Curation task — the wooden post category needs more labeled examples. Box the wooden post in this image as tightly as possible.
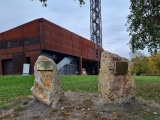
[79,57,82,75]
[0,60,3,75]
[97,61,100,75]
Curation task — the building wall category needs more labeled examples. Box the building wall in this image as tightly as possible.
[0,18,102,75]
[41,19,101,60]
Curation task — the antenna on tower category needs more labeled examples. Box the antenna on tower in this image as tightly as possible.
[90,0,102,47]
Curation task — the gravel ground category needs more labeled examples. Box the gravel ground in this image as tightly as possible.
[1,92,160,120]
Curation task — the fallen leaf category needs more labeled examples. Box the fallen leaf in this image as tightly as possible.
[153,112,157,115]
[143,112,148,115]
[147,109,150,112]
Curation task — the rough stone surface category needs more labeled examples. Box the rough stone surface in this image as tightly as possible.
[31,55,64,108]
[98,51,135,103]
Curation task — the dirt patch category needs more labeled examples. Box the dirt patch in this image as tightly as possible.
[1,92,160,120]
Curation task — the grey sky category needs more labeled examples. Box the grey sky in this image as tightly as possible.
[0,0,143,59]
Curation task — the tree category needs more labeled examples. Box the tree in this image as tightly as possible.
[130,51,160,76]
[38,0,85,6]
[130,51,149,75]
[127,0,160,54]
[148,52,160,75]
[147,56,159,75]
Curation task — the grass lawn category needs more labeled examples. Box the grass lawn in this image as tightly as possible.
[0,75,160,108]
[0,75,34,108]
[134,76,160,103]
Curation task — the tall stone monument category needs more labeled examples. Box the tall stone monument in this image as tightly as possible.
[98,51,135,103]
[31,56,64,108]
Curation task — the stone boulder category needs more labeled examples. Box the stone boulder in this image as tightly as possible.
[98,51,135,103]
[31,55,64,108]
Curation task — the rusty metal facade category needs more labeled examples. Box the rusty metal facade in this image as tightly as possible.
[0,18,103,75]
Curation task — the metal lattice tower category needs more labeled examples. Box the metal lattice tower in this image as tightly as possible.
[90,0,102,47]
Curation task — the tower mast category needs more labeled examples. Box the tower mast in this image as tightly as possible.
[90,0,102,47]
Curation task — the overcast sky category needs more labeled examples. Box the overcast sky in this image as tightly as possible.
[0,0,147,59]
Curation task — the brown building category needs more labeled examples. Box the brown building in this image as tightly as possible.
[0,18,102,75]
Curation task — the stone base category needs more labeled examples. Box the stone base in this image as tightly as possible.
[98,51,135,103]
[31,56,64,108]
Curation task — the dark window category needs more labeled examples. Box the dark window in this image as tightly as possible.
[0,36,40,50]
[7,41,11,48]
[12,39,23,48]
[24,36,40,46]
[0,41,7,49]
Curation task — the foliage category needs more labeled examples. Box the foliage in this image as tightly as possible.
[130,51,160,75]
[38,0,85,6]
[127,0,160,54]
[130,52,149,75]
[151,52,160,72]
[147,52,160,75]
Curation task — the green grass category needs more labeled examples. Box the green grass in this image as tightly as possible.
[61,75,98,92]
[0,75,34,108]
[143,112,160,120]
[134,76,160,103]
[0,75,160,109]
